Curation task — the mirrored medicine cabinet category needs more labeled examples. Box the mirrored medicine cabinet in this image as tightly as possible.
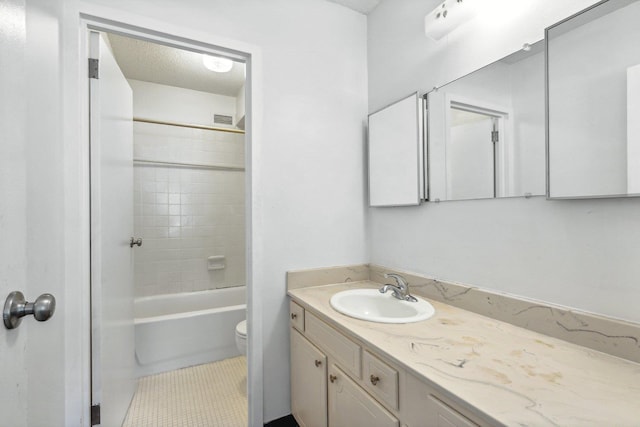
[426,40,546,202]
[367,0,640,206]
[368,93,425,207]
[547,0,640,199]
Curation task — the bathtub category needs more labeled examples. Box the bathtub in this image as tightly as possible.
[134,287,246,377]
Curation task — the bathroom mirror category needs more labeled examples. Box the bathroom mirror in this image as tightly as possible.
[426,40,546,202]
[547,0,640,199]
[368,93,425,206]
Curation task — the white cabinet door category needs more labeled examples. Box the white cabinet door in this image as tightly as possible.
[89,30,136,427]
[430,396,478,427]
[291,328,328,427]
[368,93,425,206]
[328,364,399,427]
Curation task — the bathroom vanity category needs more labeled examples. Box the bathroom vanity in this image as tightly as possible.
[288,281,640,426]
[290,296,482,427]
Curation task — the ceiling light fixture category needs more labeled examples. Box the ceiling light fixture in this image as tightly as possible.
[424,0,479,40]
[202,55,233,73]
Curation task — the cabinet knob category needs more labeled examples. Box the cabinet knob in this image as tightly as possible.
[370,374,380,386]
[329,374,337,383]
[314,359,322,367]
[290,313,297,320]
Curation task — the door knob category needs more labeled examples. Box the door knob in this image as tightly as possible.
[130,237,142,247]
[3,291,56,329]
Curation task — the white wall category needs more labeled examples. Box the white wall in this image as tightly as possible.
[83,0,369,422]
[369,0,640,324]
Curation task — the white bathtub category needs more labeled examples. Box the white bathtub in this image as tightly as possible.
[134,287,246,377]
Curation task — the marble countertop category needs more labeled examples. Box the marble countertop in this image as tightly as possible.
[288,281,640,427]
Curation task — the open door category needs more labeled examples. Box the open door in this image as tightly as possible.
[89,30,136,426]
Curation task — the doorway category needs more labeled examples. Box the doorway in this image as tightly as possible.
[445,100,509,200]
[86,23,253,426]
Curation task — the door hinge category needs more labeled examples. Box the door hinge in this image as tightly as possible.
[88,58,99,79]
[491,130,499,143]
[91,404,101,426]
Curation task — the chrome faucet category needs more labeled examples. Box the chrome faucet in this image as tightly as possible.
[379,273,418,302]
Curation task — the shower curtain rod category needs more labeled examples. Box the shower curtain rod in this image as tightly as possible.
[133,117,245,134]
[133,159,245,171]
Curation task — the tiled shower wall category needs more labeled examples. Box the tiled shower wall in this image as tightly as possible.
[133,121,245,297]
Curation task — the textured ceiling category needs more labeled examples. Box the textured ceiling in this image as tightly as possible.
[107,33,245,97]
[326,0,382,14]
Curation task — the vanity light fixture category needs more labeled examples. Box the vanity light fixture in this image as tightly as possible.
[202,54,233,73]
[424,0,479,40]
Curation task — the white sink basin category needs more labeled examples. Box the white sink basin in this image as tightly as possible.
[329,289,435,324]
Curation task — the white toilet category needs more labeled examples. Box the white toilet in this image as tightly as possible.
[235,320,247,355]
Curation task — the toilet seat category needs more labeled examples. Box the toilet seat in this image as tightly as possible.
[236,319,247,337]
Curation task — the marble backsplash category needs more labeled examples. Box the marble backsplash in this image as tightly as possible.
[287,264,640,364]
[287,264,369,289]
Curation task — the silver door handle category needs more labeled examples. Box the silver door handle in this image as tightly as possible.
[130,237,142,248]
[3,291,56,329]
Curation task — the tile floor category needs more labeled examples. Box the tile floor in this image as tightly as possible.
[123,356,248,427]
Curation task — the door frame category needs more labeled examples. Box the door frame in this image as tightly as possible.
[76,9,263,426]
[444,94,511,198]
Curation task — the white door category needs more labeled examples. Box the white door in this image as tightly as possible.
[0,1,29,425]
[89,30,136,427]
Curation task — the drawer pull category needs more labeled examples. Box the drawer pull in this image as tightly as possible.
[370,374,380,386]
[291,313,297,319]
[329,374,337,383]
[315,359,322,367]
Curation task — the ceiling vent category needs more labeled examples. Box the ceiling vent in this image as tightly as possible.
[214,114,233,126]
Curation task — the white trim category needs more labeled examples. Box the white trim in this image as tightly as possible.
[63,10,93,427]
[73,6,263,426]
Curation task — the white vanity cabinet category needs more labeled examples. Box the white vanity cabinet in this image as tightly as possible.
[289,300,484,427]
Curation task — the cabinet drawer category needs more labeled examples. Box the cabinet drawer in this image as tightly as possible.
[290,300,305,332]
[362,350,399,411]
[305,311,361,378]
[429,395,479,427]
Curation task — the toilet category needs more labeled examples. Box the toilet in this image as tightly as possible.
[235,320,247,355]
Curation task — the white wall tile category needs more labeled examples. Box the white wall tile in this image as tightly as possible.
[133,119,245,297]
